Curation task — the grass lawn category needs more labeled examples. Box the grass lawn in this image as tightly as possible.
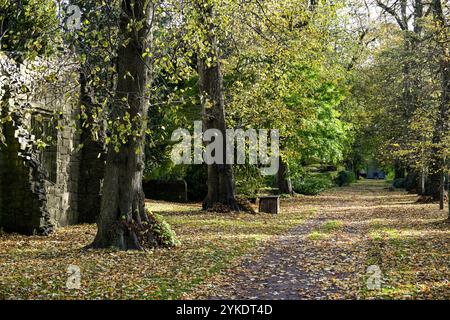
[0,181,448,300]
[0,200,310,299]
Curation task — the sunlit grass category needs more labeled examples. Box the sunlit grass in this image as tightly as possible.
[307,231,330,240]
[320,220,343,232]
[0,200,311,300]
[307,219,343,241]
[369,228,401,240]
[362,211,449,299]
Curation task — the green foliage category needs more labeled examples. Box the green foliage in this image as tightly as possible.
[0,0,60,55]
[335,170,356,187]
[320,220,344,232]
[293,174,334,195]
[349,5,450,181]
[385,169,395,183]
[234,164,265,198]
[222,0,353,172]
[147,211,181,248]
[144,160,185,181]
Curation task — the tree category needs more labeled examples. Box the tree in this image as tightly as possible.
[372,0,448,205]
[0,0,60,56]
[375,0,425,180]
[427,0,449,207]
[194,0,240,210]
[91,0,161,250]
[224,0,351,192]
[277,156,294,195]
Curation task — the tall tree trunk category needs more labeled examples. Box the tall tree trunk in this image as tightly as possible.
[197,2,239,211]
[425,169,442,200]
[91,0,156,250]
[419,167,426,195]
[447,171,450,220]
[439,171,445,210]
[436,0,449,211]
[425,0,449,205]
[277,156,293,195]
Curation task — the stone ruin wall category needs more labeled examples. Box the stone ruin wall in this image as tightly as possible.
[30,98,81,228]
[0,56,105,234]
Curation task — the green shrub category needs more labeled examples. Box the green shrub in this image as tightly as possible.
[144,160,185,181]
[127,211,180,248]
[392,177,406,189]
[293,175,334,195]
[146,211,181,247]
[335,170,356,187]
[264,174,277,188]
[385,169,395,183]
[235,164,265,198]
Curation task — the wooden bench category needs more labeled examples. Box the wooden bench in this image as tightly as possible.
[258,195,280,214]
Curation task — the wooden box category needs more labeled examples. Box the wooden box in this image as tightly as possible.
[258,195,280,214]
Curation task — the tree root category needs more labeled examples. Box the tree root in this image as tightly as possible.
[121,210,180,249]
[204,197,256,214]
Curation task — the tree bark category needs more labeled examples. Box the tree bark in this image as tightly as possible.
[277,156,293,195]
[419,167,426,195]
[447,171,450,220]
[435,0,449,210]
[439,171,445,210]
[197,2,239,211]
[91,0,156,250]
[424,0,449,205]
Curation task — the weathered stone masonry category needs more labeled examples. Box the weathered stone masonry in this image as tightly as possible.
[0,114,52,235]
[0,58,105,235]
